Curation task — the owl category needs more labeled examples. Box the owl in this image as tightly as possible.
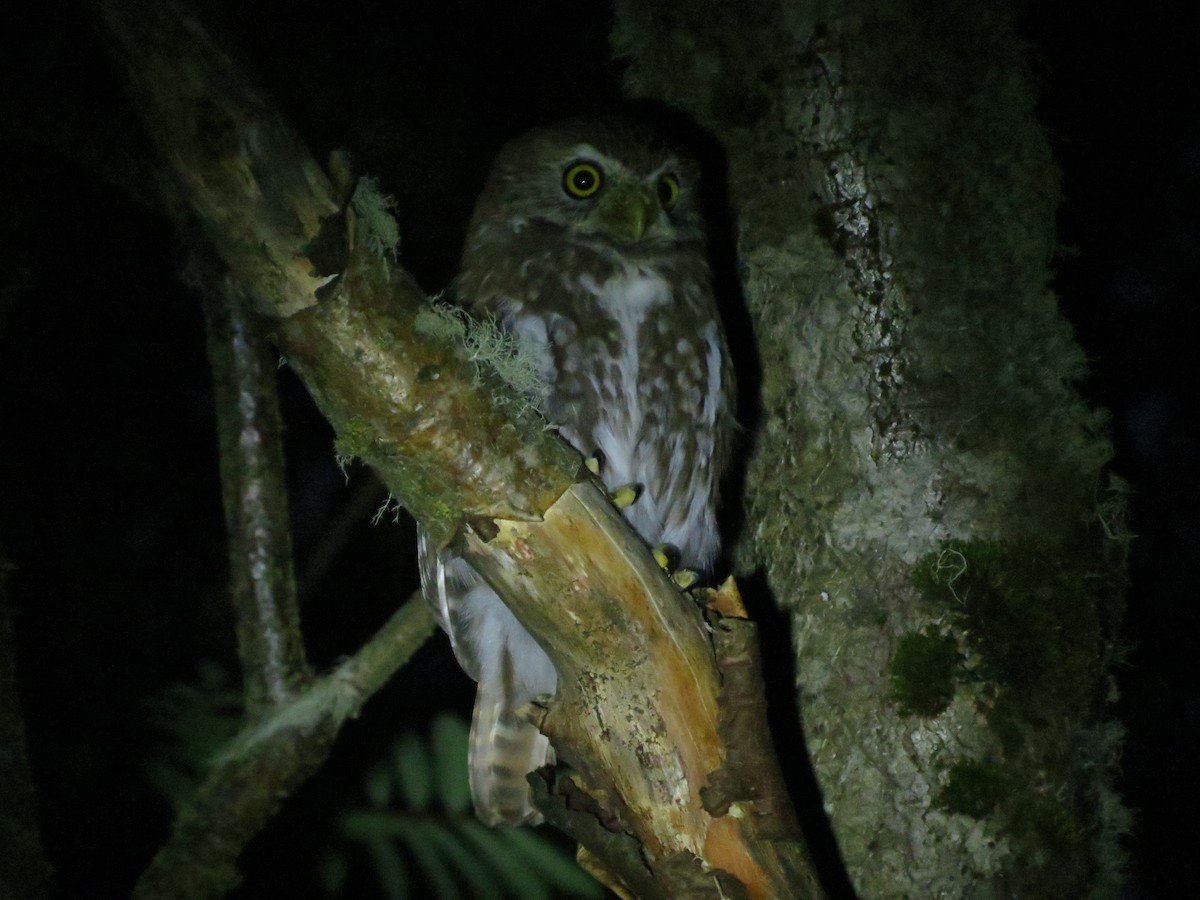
[419,117,735,826]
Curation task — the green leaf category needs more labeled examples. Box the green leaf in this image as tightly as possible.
[329,716,595,899]
[364,761,393,809]
[142,662,242,805]
[394,820,460,900]
[424,822,503,900]
[457,821,551,900]
[502,827,604,897]
[365,836,409,900]
[393,731,433,812]
[338,810,392,841]
[431,713,471,815]
[318,849,349,895]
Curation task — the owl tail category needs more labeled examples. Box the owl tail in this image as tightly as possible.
[468,676,554,826]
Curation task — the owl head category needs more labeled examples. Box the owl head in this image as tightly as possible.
[468,117,706,253]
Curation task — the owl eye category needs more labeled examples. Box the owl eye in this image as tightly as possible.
[657,173,680,210]
[563,161,603,199]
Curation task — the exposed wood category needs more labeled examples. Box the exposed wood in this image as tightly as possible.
[95,0,824,895]
[465,481,820,899]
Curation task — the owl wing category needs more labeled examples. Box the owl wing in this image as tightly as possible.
[417,527,557,825]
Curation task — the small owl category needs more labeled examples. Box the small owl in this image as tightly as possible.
[419,117,735,825]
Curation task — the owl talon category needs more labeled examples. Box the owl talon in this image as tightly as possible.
[585,449,605,477]
[652,544,681,573]
[672,568,700,590]
[610,483,642,510]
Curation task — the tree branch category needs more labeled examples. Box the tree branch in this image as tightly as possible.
[197,255,311,714]
[134,595,436,899]
[464,484,821,899]
[91,0,579,545]
[95,0,823,896]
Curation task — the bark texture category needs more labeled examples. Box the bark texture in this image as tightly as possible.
[615,1,1128,896]
[97,1,825,895]
[199,266,311,715]
[465,483,821,899]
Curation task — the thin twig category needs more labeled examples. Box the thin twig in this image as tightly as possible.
[133,595,436,899]
[197,260,311,715]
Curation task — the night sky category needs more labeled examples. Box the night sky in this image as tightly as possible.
[1,1,1196,897]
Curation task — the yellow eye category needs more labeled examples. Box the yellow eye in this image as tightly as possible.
[657,173,680,210]
[563,161,603,199]
[559,165,600,202]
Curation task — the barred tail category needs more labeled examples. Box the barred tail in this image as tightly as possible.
[468,682,554,826]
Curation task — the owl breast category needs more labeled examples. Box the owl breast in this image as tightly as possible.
[520,265,725,570]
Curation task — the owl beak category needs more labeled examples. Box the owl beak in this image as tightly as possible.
[600,185,656,243]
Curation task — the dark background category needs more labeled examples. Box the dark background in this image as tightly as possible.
[1,0,1196,896]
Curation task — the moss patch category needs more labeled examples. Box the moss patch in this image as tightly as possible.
[913,539,1103,722]
[332,416,378,463]
[914,539,1121,894]
[889,627,962,717]
[937,759,1009,819]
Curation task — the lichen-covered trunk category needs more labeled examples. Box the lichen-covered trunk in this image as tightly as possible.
[615,2,1129,896]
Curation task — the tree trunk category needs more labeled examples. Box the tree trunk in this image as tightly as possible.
[615,2,1129,896]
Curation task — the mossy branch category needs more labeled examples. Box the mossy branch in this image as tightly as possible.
[134,596,437,899]
[92,0,579,547]
[195,255,311,716]
[95,0,822,896]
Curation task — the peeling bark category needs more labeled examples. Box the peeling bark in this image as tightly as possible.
[94,0,825,896]
[464,482,820,898]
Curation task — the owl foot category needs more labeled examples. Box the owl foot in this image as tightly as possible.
[672,568,701,590]
[652,544,700,590]
[610,483,643,510]
[652,543,680,572]
[585,449,604,476]
[586,451,644,511]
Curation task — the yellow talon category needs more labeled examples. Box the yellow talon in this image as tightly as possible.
[652,544,680,572]
[672,568,700,590]
[610,483,642,510]
[585,453,602,476]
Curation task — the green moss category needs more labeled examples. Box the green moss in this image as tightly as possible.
[937,759,1009,819]
[983,688,1028,758]
[889,627,961,717]
[913,539,1101,719]
[915,538,1123,893]
[413,304,465,341]
[333,416,377,462]
[415,303,547,412]
[1004,789,1093,896]
[350,177,400,263]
